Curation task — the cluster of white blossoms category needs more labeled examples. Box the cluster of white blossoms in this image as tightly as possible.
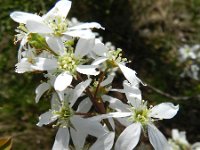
[168,129,200,150]
[11,0,180,149]
[178,44,200,80]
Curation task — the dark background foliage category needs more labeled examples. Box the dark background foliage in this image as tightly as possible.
[0,0,199,149]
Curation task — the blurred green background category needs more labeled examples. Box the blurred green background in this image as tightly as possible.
[0,0,200,149]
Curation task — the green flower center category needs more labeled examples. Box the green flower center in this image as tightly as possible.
[53,102,74,128]
[58,52,82,75]
[46,16,68,36]
[129,102,150,126]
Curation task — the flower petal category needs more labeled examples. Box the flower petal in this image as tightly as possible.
[100,74,115,86]
[35,82,50,103]
[76,65,99,76]
[36,111,57,127]
[77,97,92,112]
[10,11,42,24]
[150,103,179,119]
[118,63,142,86]
[46,36,65,55]
[32,58,57,71]
[69,78,92,107]
[102,95,130,112]
[92,39,108,56]
[68,22,104,30]
[54,72,73,91]
[115,123,141,150]
[92,57,108,65]
[26,20,52,33]
[52,127,70,150]
[148,124,170,150]
[75,38,94,57]
[63,30,95,39]
[90,132,115,150]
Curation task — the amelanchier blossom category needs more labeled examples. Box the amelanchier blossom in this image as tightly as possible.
[10,0,181,150]
[168,129,200,150]
[102,81,179,150]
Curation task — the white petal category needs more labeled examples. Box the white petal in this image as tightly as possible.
[71,116,106,137]
[70,78,92,107]
[192,142,200,150]
[118,63,142,86]
[90,132,115,150]
[54,0,71,18]
[93,39,108,56]
[150,103,179,119]
[15,59,32,73]
[100,74,115,86]
[70,127,87,150]
[46,36,65,55]
[54,72,73,91]
[10,11,42,24]
[36,111,57,127]
[115,123,141,150]
[148,124,170,150]
[26,20,52,33]
[76,65,99,76]
[88,112,131,122]
[75,38,94,57]
[102,95,130,112]
[35,82,50,103]
[63,30,95,39]
[68,22,104,30]
[92,57,108,65]
[52,127,70,150]
[77,97,92,112]
[33,57,57,71]
[123,80,142,108]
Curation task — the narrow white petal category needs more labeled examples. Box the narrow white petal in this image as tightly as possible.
[77,97,92,112]
[71,116,106,137]
[76,65,99,76]
[54,72,73,91]
[35,82,50,103]
[33,58,57,71]
[70,127,87,150]
[26,20,52,33]
[92,57,108,65]
[93,39,108,56]
[115,123,141,150]
[150,103,179,119]
[118,63,142,86]
[68,22,104,30]
[88,112,131,122]
[102,95,130,112]
[15,59,32,73]
[70,78,92,107]
[100,74,115,86]
[148,124,170,150]
[54,0,71,17]
[90,132,115,150]
[63,30,95,39]
[10,11,42,24]
[36,111,57,127]
[46,36,65,55]
[192,142,200,150]
[75,38,95,57]
[52,127,70,150]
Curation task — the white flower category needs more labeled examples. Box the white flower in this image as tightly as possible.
[10,0,103,39]
[178,44,200,62]
[37,86,112,150]
[97,81,179,150]
[168,129,200,150]
[90,39,143,85]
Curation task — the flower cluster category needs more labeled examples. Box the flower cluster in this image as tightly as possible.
[11,0,179,149]
[178,44,200,80]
